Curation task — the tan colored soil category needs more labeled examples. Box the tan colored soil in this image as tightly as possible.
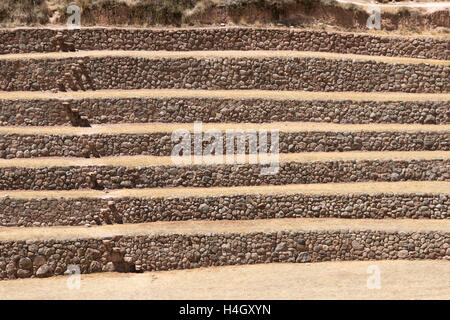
[0,261,448,299]
[1,89,448,101]
[0,181,447,200]
[0,151,447,168]
[0,50,448,66]
[1,122,449,135]
[0,218,448,241]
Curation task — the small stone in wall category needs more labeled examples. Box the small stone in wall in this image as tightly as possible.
[18,257,32,270]
[199,203,209,213]
[296,252,311,263]
[89,261,102,273]
[275,242,286,252]
[103,262,115,272]
[36,264,53,278]
[17,269,32,278]
[398,250,409,259]
[6,262,16,274]
[352,240,364,250]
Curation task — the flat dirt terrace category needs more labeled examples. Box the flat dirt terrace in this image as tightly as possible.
[0,261,448,299]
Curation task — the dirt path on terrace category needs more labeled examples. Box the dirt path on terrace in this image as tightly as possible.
[0,218,447,241]
[0,260,448,299]
[1,89,449,102]
[0,151,447,168]
[0,50,448,66]
[0,181,447,200]
[2,122,449,135]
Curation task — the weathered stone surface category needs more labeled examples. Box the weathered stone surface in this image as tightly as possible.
[36,264,53,278]
[18,257,32,270]
[198,203,210,214]
[89,261,102,273]
[0,230,447,280]
[33,256,46,268]
[0,57,447,93]
[1,98,448,126]
[103,262,115,272]
[16,269,32,278]
[0,159,446,191]
[0,131,448,159]
[352,240,364,250]
[296,252,311,263]
[398,250,409,259]
[0,28,447,60]
[0,192,448,227]
[0,26,447,285]
[275,242,287,252]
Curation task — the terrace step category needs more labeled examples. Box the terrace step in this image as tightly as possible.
[0,218,448,280]
[0,152,447,190]
[1,89,448,101]
[1,150,447,167]
[0,181,448,226]
[0,25,447,297]
[1,90,448,126]
[0,27,447,60]
[3,217,446,241]
[1,261,448,299]
[2,122,449,134]
[1,50,448,65]
[1,51,447,92]
[0,122,448,158]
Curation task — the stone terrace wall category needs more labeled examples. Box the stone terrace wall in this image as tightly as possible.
[0,28,448,60]
[0,132,448,159]
[1,98,448,126]
[1,230,448,279]
[1,193,448,227]
[0,160,447,190]
[1,57,448,93]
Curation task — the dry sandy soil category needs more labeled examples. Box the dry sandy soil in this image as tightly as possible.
[1,50,448,66]
[0,218,447,241]
[0,89,449,101]
[0,181,448,200]
[2,122,450,135]
[0,260,448,299]
[0,150,448,168]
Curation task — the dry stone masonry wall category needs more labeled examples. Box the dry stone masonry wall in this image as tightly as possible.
[0,26,448,281]
[0,132,448,159]
[1,193,448,227]
[0,28,447,60]
[1,98,448,126]
[0,230,448,280]
[1,57,448,92]
[0,160,447,190]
